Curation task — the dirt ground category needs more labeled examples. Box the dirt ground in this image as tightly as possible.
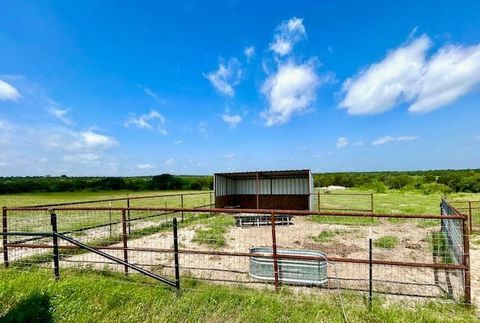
[62,216,467,302]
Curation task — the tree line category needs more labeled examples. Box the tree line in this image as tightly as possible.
[313,169,480,194]
[0,174,213,194]
[0,169,479,194]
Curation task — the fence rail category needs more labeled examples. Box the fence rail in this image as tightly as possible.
[313,192,374,213]
[1,199,470,304]
[449,200,480,233]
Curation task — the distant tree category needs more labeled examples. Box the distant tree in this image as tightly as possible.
[150,174,182,190]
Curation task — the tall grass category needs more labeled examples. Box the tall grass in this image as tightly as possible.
[0,268,476,322]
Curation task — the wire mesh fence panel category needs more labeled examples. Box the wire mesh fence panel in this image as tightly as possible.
[451,200,480,232]
[0,198,470,304]
[270,213,465,301]
[313,193,373,212]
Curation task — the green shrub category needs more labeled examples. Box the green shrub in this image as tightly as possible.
[421,183,453,195]
[374,236,399,249]
[309,230,343,243]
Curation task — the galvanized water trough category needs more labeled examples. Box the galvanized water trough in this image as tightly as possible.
[249,247,328,286]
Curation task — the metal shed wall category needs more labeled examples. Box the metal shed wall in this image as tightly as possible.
[214,170,314,211]
[215,177,310,196]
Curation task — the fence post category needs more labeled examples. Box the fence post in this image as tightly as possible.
[121,209,129,275]
[270,211,279,290]
[127,198,131,235]
[2,207,9,268]
[180,195,184,223]
[317,192,320,211]
[209,192,213,216]
[368,237,373,309]
[370,193,374,213]
[468,201,472,233]
[173,217,180,291]
[462,216,471,304]
[50,211,60,280]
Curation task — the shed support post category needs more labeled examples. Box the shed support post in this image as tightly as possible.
[256,172,259,209]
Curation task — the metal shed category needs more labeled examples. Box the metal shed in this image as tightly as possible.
[214,169,314,210]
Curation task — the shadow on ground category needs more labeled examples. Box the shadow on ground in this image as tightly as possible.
[1,292,53,323]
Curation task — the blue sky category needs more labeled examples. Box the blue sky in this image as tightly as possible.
[1,1,480,176]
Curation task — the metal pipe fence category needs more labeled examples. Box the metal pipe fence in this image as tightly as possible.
[449,200,480,233]
[312,192,374,213]
[0,199,470,304]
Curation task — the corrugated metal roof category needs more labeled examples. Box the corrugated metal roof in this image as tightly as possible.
[214,169,310,179]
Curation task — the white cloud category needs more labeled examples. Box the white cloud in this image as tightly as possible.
[49,107,74,125]
[142,87,166,105]
[204,58,243,96]
[165,158,175,166]
[174,140,183,145]
[198,122,208,136]
[223,153,235,160]
[269,17,306,56]
[261,61,320,126]
[75,131,117,149]
[221,114,242,128]
[0,79,20,101]
[409,44,480,113]
[336,137,348,149]
[63,153,99,163]
[137,163,155,169]
[244,46,255,60]
[339,35,430,115]
[340,34,480,115]
[371,135,418,146]
[125,110,167,135]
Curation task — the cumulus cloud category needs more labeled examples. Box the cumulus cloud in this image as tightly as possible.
[336,137,348,149]
[204,58,243,96]
[174,140,183,145]
[0,79,20,101]
[76,131,116,149]
[409,44,480,113]
[125,110,167,135]
[49,107,74,125]
[339,35,430,115]
[340,34,480,115]
[244,46,255,61]
[371,135,418,146]
[43,130,117,152]
[269,17,306,56]
[261,61,320,126]
[221,114,242,128]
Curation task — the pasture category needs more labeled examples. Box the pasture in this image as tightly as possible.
[1,188,480,321]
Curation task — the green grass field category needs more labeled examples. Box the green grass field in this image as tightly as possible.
[1,189,479,322]
[0,190,211,207]
[0,268,476,323]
